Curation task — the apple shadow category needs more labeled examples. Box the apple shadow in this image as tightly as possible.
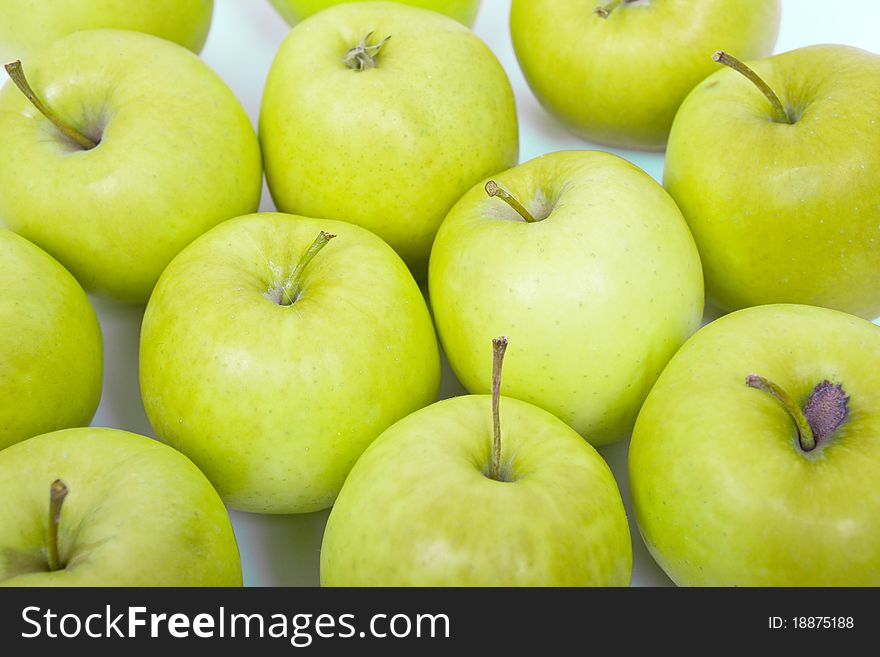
[598,437,674,587]
[88,296,154,438]
[229,508,331,587]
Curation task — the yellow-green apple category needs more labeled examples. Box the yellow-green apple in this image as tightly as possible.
[665,45,880,319]
[140,213,440,514]
[510,0,780,150]
[630,304,880,586]
[0,230,101,451]
[0,427,241,586]
[321,337,632,585]
[0,29,262,302]
[260,1,517,280]
[0,0,214,63]
[429,150,704,446]
[268,0,480,26]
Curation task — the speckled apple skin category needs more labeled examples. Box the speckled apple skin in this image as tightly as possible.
[140,213,440,514]
[511,0,780,150]
[0,29,262,302]
[260,2,518,280]
[0,0,214,63]
[321,395,632,586]
[429,151,704,446]
[630,304,880,586]
[0,428,241,586]
[0,230,102,451]
[665,45,880,319]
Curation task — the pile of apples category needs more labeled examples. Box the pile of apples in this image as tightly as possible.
[0,0,878,587]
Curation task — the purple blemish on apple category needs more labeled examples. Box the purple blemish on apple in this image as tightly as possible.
[746,374,849,451]
[803,380,849,443]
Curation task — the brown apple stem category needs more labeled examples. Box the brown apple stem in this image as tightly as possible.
[47,479,69,572]
[271,230,336,306]
[485,180,537,223]
[746,375,815,451]
[4,61,97,150]
[490,336,509,481]
[343,32,391,71]
[711,51,791,124]
[594,0,622,18]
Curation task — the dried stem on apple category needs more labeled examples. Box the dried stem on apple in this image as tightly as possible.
[4,61,97,150]
[343,33,391,71]
[595,0,639,18]
[711,51,791,124]
[485,180,538,223]
[272,230,337,306]
[47,479,69,572]
[746,375,816,451]
[594,0,622,18]
[490,335,509,482]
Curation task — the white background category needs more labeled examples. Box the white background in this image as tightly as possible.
[88,0,880,586]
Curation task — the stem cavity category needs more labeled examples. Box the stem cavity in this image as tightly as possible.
[485,180,538,223]
[489,336,509,482]
[746,375,850,452]
[712,51,792,124]
[5,61,98,150]
[267,231,336,306]
[343,33,391,71]
[47,479,69,572]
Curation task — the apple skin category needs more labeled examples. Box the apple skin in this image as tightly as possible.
[629,304,880,586]
[260,1,517,280]
[0,29,262,302]
[321,395,632,586]
[0,0,214,63]
[510,0,780,150]
[140,213,440,514]
[429,151,704,446]
[269,0,480,26]
[665,45,880,319]
[0,427,242,586]
[0,230,102,451]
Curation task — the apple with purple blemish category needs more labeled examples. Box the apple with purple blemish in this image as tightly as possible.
[630,303,880,585]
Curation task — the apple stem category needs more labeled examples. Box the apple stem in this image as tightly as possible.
[4,60,97,150]
[490,336,509,482]
[712,51,791,124]
[746,375,815,451]
[485,180,538,223]
[594,0,622,18]
[47,479,69,572]
[343,33,391,71]
[271,230,336,306]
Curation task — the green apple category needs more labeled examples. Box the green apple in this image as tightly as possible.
[665,45,880,319]
[510,0,780,150]
[0,230,101,451]
[140,212,440,514]
[0,29,262,302]
[321,337,632,586]
[429,150,704,446]
[0,427,241,586]
[0,0,214,63]
[268,0,481,26]
[630,304,880,586]
[260,1,517,280]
